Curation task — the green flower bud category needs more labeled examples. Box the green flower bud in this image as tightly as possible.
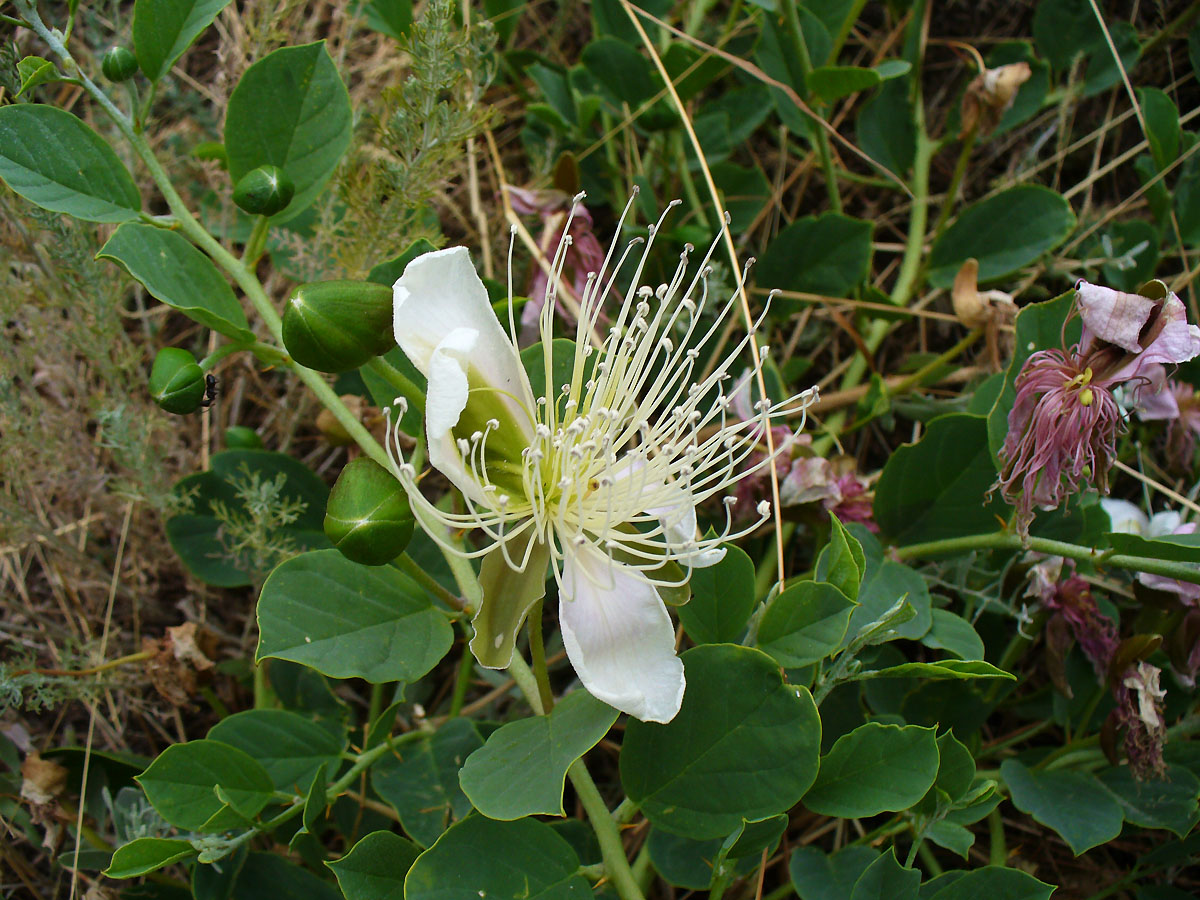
[224,426,263,449]
[324,458,414,566]
[232,165,295,216]
[283,280,395,373]
[101,46,139,82]
[149,348,206,414]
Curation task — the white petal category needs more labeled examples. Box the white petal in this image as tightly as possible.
[559,545,685,723]
[1147,510,1183,538]
[423,328,488,503]
[394,247,535,418]
[1100,498,1148,535]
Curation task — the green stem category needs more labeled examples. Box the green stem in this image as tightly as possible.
[987,807,1006,866]
[612,797,639,825]
[567,761,647,900]
[394,553,464,611]
[365,356,426,414]
[828,0,868,60]
[507,657,644,900]
[928,128,977,244]
[197,340,254,372]
[781,0,841,214]
[883,328,982,402]
[528,599,555,713]
[242,215,270,266]
[447,643,475,718]
[916,840,943,876]
[896,532,1200,586]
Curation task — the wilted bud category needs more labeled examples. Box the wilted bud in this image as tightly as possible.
[232,165,295,217]
[101,46,139,82]
[951,258,1015,329]
[324,458,414,565]
[149,348,206,414]
[283,280,396,372]
[961,61,1032,136]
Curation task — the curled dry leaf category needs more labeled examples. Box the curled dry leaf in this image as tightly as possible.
[961,61,1032,136]
[143,622,218,706]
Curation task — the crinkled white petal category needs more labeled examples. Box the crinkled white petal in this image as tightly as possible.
[1148,510,1184,537]
[559,544,685,723]
[394,246,535,421]
[425,327,487,504]
[1077,281,1155,353]
[1100,498,1148,535]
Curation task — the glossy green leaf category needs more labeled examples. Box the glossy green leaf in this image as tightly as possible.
[166,450,330,587]
[927,186,1076,288]
[1097,764,1200,837]
[678,543,757,644]
[875,414,1008,545]
[851,659,1014,682]
[621,644,821,839]
[1001,759,1123,855]
[327,831,420,900]
[98,223,252,341]
[1104,531,1200,564]
[133,0,233,81]
[921,609,985,660]
[857,79,915,179]
[850,848,920,900]
[803,723,939,818]
[807,65,881,103]
[757,213,873,300]
[924,866,1054,900]
[460,690,617,819]
[225,42,352,221]
[0,105,141,223]
[790,845,880,900]
[756,581,857,668]
[925,820,974,859]
[105,838,196,878]
[647,829,749,890]
[206,709,345,793]
[822,515,864,600]
[850,558,931,643]
[136,739,273,832]
[405,816,589,900]
[372,718,483,847]
[256,549,453,683]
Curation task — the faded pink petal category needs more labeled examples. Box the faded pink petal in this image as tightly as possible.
[1108,292,1200,383]
[1077,281,1156,353]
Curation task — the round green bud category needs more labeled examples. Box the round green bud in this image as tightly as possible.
[324,458,414,566]
[232,165,295,217]
[101,46,139,82]
[149,348,206,414]
[224,426,263,449]
[282,280,396,373]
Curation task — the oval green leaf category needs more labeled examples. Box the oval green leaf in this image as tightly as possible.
[757,581,857,668]
[0,104,141,223]
[677,543,756,645]
[256,549,453,683]
[757,213,874,301]
[621,644,821,840]
[206,709,346,793]
[927,185,1075,288]
[405,816,589,900]
[924,866,1054,900]
[224,42,352,222]
[459,690,618,820]
[372,718,483,847]
[1001,759,1124,855]
[803,723,939,818]
[98,223,252,340]
[327,831,421,900]
[133,0,234,82]
[105,838,196,878]
[136,739,274,832]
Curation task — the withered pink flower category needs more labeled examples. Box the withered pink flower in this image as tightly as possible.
[506,186,609,345]
[1136,365,1200,470]
[1042,573,1119,680]
[997,282,1200,535]
[1111,661,1168,779]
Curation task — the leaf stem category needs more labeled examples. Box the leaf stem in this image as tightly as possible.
[895,532,1200,586]
[528,599,555,713]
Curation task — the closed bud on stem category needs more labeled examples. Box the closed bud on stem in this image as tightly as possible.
[283,280,396,372]
[324,458,415,566]
[232,165,295,217]
[101,46,139,82]
[149,348,206,414]
[224,426,263,449]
